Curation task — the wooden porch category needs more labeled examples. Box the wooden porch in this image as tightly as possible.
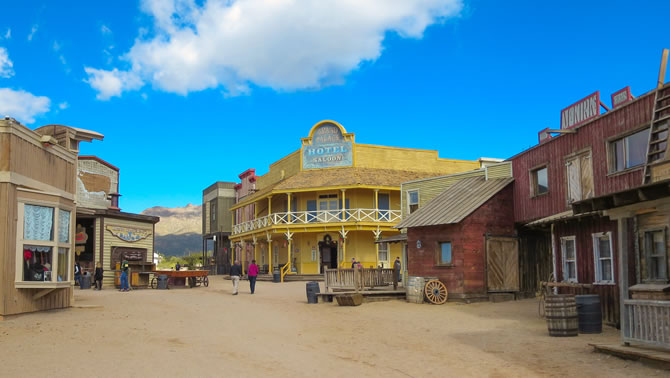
[591,343,670,370]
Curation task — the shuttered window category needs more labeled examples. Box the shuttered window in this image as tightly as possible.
[565,152,593,203]
[561,236,577,282]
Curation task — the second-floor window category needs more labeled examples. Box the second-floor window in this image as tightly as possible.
[407,190,419,214]
[609,127,650,173]
[566,152,593,203]
[530,166,548,196]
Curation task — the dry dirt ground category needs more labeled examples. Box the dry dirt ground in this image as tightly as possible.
[0,278,667,378]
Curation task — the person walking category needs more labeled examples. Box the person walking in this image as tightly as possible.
[248,259,259,294]
[119,259,130,292]
[74,261,82,286]
[393,256,401,290]
[230,260,242,295]
[94,262,103,290]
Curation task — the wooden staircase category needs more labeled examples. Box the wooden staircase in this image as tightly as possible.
[643,50,670,184]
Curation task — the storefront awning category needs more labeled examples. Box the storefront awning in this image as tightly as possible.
[375,234,407,244]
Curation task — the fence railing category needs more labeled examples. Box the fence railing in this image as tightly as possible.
[324,268,396,292]
[623,299,670,349]
[232,208,401,235]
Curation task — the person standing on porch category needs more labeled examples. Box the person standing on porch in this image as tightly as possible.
[248,259,259,294]
[351,258,357,268]
[230,260,242,295]
[393,257,401,290]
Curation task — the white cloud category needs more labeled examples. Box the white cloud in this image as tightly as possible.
[27,25,38,41]
[101,25,112,35]
[85,0,462,98]
[58,101,69,110]
[0,88,51,124]
[83,67,143,100]
[2,28,10,39]
[0,47,14,78]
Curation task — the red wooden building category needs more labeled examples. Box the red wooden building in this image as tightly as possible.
[509,87,657,325]
[397,177,515,302]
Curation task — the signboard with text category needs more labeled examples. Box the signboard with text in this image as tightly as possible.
[302,123,353,170]
[611,87,633,109]
[560,91,600,129]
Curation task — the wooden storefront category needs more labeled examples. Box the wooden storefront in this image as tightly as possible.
[0,119,78,316]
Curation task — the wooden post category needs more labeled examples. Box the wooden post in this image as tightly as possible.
[241,242,246,275]
[268,239,273,273]
[550,223,558,294]
[254,239,258,267]
[618,217,630,345]
[341,237,347,268]
[287,193,292,223]
[374,189,379,220]
[375,234,379,268]
[658,48,669,89]
[288,239,292,273]
[341,189,346,220]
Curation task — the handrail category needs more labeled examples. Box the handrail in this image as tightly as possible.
[280,261,291,283]
[232,208,401,235]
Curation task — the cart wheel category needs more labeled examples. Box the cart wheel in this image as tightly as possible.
[151,277,157,289]
[424,280,448,304]
[203,276,209,287]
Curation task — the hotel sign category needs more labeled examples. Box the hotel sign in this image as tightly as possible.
[560,92,600,129]
[302,123,353,170]
[611,87,632,108]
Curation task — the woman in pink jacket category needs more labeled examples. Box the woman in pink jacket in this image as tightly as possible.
[247,259,259,294]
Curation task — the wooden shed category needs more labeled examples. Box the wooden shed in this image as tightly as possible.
[0,118,79,316]
[396,177,516,302]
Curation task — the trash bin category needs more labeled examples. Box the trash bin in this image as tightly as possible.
[80,273,91,289]
[273,269,281,283]
[157,274,169,290]
[306,281,320,304]
[576,294,602,334]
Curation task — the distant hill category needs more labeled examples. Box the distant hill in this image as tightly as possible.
[141,204,202,257]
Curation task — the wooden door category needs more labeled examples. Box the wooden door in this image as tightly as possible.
[566,157,582,203]
[486,236,519,292]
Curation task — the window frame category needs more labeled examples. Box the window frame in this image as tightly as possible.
[560,236,578,283]
[641,227,668,283]
[435,241,453,267]
[378,242,389,266]
[529,164,549,197]
[407,190,419,214]
[592,232,615,284]
[16,199,74,288]
[607,125,651,175]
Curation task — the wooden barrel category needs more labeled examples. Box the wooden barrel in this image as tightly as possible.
[406,276,425,304]
[545,294,578,337]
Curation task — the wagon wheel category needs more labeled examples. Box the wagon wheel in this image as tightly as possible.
[151,277,157,289]
[203,276,209,287]
[424,280,448,304]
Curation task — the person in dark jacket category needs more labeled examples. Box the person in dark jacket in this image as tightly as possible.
[94,262,103,290]
[74,261,82,286]
[230,260,242,295]
[393,257,401,290]
[119,260,130,292]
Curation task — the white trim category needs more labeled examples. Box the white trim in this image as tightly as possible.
[592,232,615,284]
[560,236,578,282]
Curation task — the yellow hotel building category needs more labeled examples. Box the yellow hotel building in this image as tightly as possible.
[230,120,483,280]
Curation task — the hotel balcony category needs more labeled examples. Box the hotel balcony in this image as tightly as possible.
[232,208,401,236]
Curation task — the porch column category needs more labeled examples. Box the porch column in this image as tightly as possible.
[375,234,380,268]
[374,189,379,220]
[241,241,246,275]
[618,217,630,344]
[268,239,273,272]
[253,238,258,266]
[341,189,346,220]
[287,193,292,223]
[268,196,272,224]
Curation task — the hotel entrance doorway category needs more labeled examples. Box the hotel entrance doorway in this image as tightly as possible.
[319,234,338,271]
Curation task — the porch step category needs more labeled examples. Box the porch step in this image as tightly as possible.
[591,343,670,369]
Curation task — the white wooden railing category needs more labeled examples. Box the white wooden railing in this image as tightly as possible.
[232,208,401,235]
[623,299,670,349]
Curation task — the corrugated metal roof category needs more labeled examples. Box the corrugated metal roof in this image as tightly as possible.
[375,233,407,243]
[395,177,513,228]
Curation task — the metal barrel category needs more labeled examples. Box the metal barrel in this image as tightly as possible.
[306,281,320,304]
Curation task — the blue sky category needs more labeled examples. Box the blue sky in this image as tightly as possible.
[1,0,669,213]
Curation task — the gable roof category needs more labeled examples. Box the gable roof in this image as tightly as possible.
[395,177,513,228]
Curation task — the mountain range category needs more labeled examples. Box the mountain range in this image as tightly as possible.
[141,204,202,257]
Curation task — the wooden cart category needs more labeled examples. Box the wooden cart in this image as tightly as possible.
[150,270,209,289]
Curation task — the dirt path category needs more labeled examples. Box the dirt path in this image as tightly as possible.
[0,278,665,377]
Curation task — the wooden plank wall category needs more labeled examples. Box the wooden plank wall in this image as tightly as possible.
[517,228,554,297]
[553,215,636,326]
[101,217,154,286]
[511,93,654,223]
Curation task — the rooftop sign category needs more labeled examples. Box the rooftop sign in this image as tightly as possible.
[302,121,353,170]
[560,91,600,129]
[611,87,633,108]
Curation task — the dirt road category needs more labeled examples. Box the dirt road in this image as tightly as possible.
[0,278,665,377]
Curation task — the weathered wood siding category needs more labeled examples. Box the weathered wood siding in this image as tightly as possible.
[101,217,154,286]
[406,185,515,299]
[517,228,554,297]
[552,215,636,325]
[511,92,655,223]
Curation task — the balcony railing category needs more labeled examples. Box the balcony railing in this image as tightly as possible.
[232,208,401,235]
